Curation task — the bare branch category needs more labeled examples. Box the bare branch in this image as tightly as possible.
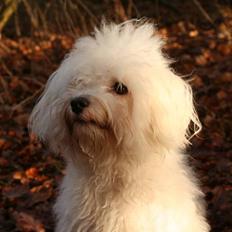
[0,0,21,32]
[192,0,214,24]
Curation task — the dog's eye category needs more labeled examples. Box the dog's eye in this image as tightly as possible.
[113,82,128,95]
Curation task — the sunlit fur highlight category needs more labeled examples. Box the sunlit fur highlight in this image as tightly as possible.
[29,20,209,232]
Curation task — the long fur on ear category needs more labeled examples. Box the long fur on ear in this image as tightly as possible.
[28,71,69,153]
[28,44,81,152]
[29,74,53,136]
[149,68,201,149]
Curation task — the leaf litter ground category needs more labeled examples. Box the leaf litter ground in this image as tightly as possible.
[0,21,231,232]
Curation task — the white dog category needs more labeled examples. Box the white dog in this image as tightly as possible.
[29,20,210,232]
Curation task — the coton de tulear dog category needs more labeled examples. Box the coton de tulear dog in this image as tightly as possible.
[29,20,210,232]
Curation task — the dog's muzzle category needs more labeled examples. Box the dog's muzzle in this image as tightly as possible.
[68,96,109,130]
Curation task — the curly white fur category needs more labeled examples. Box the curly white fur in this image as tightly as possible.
[29,20,210,232]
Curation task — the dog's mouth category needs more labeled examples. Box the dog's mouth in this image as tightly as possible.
[74,116,109,130]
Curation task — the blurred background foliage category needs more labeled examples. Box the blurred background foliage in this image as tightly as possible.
[0,1,231,232]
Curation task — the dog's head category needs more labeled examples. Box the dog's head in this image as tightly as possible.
[29,21,201,158]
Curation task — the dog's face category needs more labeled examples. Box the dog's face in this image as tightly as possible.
[64,72,135,153]
[29,21,201,158]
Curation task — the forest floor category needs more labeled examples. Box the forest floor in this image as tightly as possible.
[0,3,232,232]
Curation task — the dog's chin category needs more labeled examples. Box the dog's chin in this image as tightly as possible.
[70,116,111,155]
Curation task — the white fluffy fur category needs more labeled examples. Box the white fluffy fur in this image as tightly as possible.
[29,20,210,232]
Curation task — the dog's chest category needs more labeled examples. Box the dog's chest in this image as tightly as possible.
[73,193,154,232]
[68,176,158,232]
[55,160,207,232]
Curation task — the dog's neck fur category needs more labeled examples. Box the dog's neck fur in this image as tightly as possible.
[72,144,140,179]
[68,140,167,200]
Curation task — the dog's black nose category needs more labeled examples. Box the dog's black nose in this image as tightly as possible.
[70,97,90,114]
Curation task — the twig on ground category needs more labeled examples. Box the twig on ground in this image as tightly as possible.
[12,87,43,112]
[0,59,13,77]
[23,76,45,87]
[77,0,98,25]
[192,0,214,24]
[0,75,11,102]
[0,59,13,102]
[0,40,11,53]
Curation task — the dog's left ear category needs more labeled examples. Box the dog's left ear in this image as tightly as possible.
[28,70,67,153]
[150,69,201,149]
[28,72,57,142]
